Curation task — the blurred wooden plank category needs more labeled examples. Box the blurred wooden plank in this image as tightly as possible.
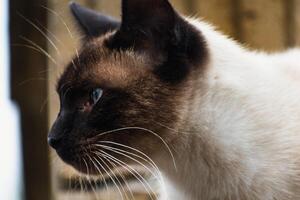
[238,0,287,51]
[295,0,300,45]
[194,0,238,38]
[292,0,300,46]
[91,0,190,18]
[10,0,51,200]
[89,0,121,18]
[170,0,191,15]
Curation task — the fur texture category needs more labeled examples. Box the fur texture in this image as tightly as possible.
[48,1,300,199]
[159,19,300,200]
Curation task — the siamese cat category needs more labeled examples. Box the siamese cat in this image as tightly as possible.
[48,0,300,199]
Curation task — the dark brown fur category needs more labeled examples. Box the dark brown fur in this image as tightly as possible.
[49,0,208,175]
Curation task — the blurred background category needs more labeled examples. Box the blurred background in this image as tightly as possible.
[2,0,300,200]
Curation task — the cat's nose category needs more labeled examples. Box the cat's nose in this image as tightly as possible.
[48,137,61,149]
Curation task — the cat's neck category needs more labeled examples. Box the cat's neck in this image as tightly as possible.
[154,19,299,200]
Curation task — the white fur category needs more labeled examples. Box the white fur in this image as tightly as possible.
[157,18,300,200]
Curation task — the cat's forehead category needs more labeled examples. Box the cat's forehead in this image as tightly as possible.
[58,36,151,92]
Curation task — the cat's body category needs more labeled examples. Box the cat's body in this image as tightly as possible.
[48,1,300,199]
[157,19,300,200]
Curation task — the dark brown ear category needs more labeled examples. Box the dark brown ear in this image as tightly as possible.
[106,0,206,84]
[69,2,120,37]
[121,0,176,32]
[106,0,179,50]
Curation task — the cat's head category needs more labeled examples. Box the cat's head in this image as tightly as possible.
[48,0,207,174]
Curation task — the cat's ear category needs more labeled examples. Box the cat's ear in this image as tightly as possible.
[121,0,175,31]
[107,0,179,50]
[69,2,120,37]
[108,0,207,83]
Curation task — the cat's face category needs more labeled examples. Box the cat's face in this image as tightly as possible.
[48,0,207,174]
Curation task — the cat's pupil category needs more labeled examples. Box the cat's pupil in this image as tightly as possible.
[91,88,103,104]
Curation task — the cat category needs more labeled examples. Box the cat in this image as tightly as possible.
[48,0,300,199]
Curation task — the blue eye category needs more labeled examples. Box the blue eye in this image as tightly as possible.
[91,88,103,104]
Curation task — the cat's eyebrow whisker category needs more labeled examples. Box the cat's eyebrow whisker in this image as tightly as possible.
[18,78,48,87]
[17,12,61,56]
[19,36,58,66]
[18,77,57,87]
[93,150,157,200]
[34,17,80,72]
[35,18,78,72]
[97,141,161,175]
[40,91,57,113]
[34,19,64,47]
[89,127,177,171]
[40,5,75,39]
[94,144,164,186]
[92,153,125,200]
[74,49,80,70]
[40,5,81,69]
[11,43,57,73]
[58,81,72,94]
[11,43,42,53]
[62,86,73,101]
[71,60,78,71]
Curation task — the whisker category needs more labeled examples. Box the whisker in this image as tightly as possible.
[99,143,164,188]
[84,155,101,200]
[17,12,60,55]
[107,160,136,200]
[34,19,64,47]
[62,86,73,101]
[40,5,74,39]
[101,151,157,200]
[90,156,111,198]
[18,78,47,86]
[11,43,42,53]
[19,36,58,65]
[99,141,161,174]
[40,5,81,70]
[82,157,99,198]
[92,153,125,200]
[40,91,57,113]
[75,48,80,65]
[153,120,188,133]
[93,150,157,200]
[100,155,130,200]
[77,159,87,196]
[89,127,177,171]
[85,153,109,192]
[95,144,163,186]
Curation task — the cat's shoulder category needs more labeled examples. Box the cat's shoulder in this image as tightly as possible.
[267,49,300,83]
